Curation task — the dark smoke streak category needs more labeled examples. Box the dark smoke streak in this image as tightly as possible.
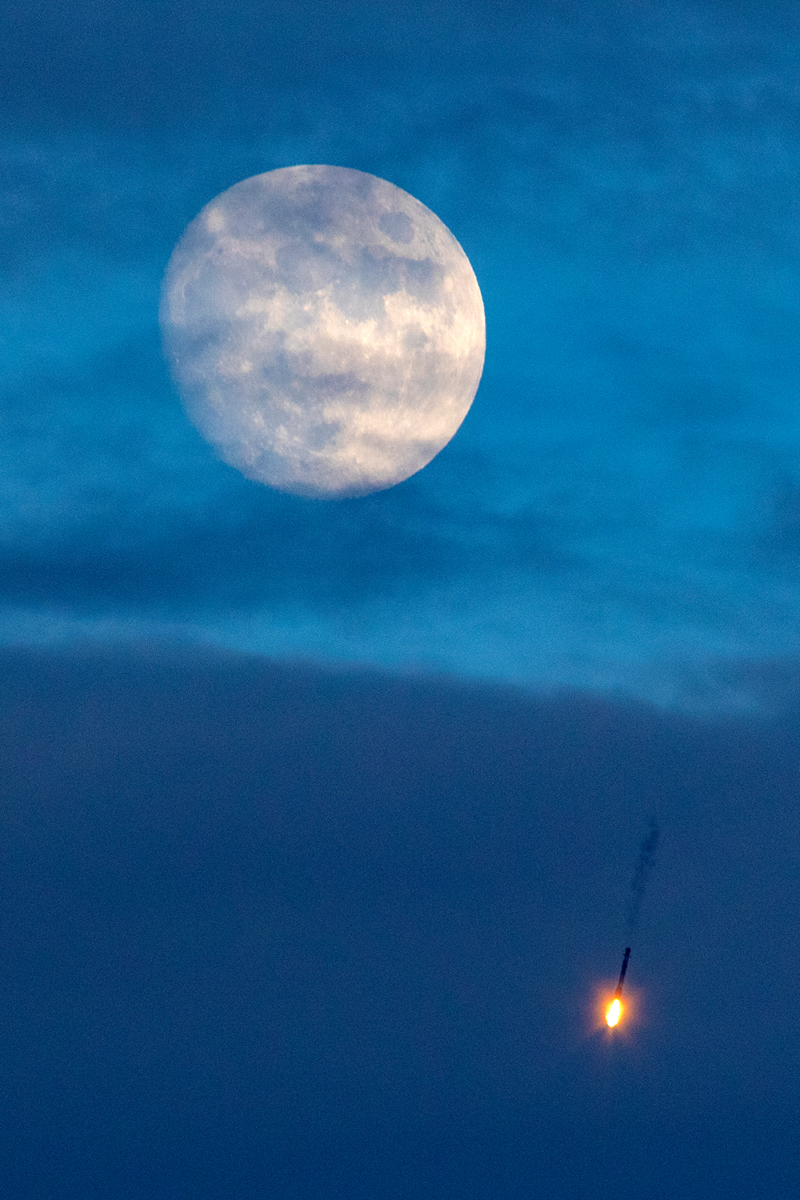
[625,818,660,932]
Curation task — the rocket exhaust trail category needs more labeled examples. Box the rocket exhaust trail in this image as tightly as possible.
[625,819,659,933]
[614,947,631,999]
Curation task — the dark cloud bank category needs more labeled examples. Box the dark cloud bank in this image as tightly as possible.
[0,645,798,1199]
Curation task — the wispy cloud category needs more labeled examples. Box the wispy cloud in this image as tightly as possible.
[3,2,800,712]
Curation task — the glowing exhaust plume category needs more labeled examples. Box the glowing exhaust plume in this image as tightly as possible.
[606,998,622,1027]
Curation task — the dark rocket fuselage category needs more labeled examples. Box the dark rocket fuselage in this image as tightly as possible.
[614,947,631,999]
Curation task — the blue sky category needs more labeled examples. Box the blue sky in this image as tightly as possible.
[5,0,800,712]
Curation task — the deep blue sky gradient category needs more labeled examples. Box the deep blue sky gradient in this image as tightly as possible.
[1,646,799,1199]
[2,2,800,1197]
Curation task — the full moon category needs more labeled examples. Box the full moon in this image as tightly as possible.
[160,165,485,498]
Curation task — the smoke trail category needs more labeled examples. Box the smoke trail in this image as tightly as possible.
[625,818,660,932]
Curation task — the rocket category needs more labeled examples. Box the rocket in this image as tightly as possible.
[614,947,631,999]
[605,947,631,1026]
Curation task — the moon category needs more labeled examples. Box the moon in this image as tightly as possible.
[160,165,485,498]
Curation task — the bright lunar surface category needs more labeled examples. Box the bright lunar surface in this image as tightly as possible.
[160,165,485,498]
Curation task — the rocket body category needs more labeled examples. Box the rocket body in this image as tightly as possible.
[614,947,631,999]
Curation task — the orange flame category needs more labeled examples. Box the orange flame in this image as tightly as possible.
[605,997,622,1027]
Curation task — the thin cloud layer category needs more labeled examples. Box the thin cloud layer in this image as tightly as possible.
[3,1,800,711]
